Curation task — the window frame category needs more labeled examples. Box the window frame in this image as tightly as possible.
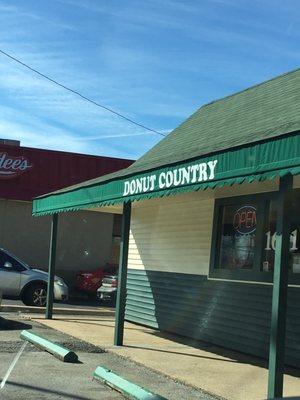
[209,191,300,284]
[0,250,27,272]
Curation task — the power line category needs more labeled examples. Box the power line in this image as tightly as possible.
[0,49,167,138]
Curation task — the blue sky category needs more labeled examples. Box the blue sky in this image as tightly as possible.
[0,0,299,160]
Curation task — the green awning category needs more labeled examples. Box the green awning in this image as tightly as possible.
[33,132,300,216]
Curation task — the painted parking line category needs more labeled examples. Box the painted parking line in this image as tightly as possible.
[0,341,27,389]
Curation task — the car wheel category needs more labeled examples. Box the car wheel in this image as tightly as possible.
[23,283,47,307]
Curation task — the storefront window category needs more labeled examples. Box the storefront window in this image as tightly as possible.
[263,193,300,273]
[291,190,300,273]
[217,204,257,270]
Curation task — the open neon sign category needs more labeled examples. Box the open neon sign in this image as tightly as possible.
[233,205,257,235]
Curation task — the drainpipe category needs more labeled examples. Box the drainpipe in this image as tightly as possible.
[45,213,58,319]
[114,201,131,346]
[267,174,293,399]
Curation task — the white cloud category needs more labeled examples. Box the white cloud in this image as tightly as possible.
[0,0,299,162]
[0,2,76,32]
[0,102,162,158]
[0,119,88,154]
[0,41,177,145]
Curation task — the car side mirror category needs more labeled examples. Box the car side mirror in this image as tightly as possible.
[4,262,13,269]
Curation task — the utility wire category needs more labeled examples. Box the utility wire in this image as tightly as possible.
[0,49,167,137]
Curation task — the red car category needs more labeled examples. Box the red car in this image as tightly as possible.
[74,264,118,298]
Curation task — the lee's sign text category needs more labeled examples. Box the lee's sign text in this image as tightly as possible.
[123,160,218,196]
[0,152,32,179]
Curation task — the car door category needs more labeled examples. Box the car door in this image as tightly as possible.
[0,251,22,296]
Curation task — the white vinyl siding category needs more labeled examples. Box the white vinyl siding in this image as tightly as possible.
[128,193,214,275]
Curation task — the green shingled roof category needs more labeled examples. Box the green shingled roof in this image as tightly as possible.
[39,68,300,197]
[139,68,300,169]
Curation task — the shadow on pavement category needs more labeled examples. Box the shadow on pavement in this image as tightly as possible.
[0,317,32,331]
[123,325,300,380]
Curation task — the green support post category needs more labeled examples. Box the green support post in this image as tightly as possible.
[114,201,131,346]
[267,174,293,399]
[45,213,58,319]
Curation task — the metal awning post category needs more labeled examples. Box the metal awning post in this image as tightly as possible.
[267,174,293,399]
[45,213,58,319]
[114,201,131,346]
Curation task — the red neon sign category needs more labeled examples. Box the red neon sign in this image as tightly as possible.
[233,205,257,235]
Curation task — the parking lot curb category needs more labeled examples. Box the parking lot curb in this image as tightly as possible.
[93,365,167,400]
[20,330,78,363]
[1,304,113,316]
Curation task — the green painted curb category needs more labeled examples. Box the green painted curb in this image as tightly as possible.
[93,366,167,400]
[20,330,78,363]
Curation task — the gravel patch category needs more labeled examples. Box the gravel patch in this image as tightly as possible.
[55,340,104,353]
[0,341,39,353]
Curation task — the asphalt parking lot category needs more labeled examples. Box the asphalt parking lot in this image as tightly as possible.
[0,313,219,400]
[0,313,123,400]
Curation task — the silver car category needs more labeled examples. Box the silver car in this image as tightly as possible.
[0,248,68,306]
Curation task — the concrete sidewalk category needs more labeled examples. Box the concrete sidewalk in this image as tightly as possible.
[29,313,300,400]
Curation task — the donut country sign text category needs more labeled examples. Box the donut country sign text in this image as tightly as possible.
[123,160,218,196]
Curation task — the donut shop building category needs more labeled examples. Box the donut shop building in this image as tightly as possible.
[33,69,300,397]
